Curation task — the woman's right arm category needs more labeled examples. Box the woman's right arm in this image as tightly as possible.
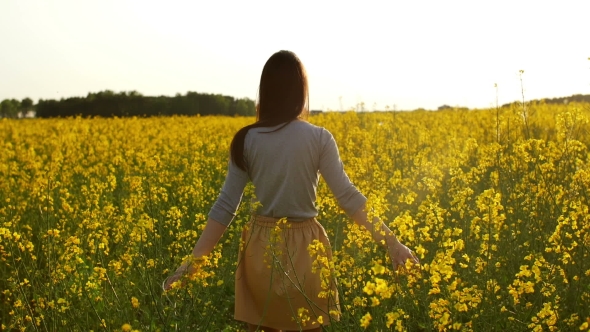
[164,158,249,290]
[351,203,419,270]
[318,128,418,270]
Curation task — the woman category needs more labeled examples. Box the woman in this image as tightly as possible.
[164,50,419,332]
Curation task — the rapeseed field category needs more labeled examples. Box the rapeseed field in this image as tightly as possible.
[1,103,589,331]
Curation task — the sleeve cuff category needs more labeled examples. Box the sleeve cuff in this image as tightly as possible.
[207,209,234,227]
[343,193,368,218]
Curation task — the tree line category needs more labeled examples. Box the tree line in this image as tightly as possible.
[501,94,590,108]
[0,90,256,118]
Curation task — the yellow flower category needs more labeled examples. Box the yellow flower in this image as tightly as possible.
[360,312,372,329]
[386,311,400,328]
[363,281,375,295]
[295,307,310,327]
[121,323,132,332]
[131,297,139,309]
[371,297,380,306]
[371,262,386,275]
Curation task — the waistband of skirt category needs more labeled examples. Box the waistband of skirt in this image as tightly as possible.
[250,215,318,229]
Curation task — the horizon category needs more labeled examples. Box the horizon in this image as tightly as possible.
[16,89,590,113]
[1,0,589,111]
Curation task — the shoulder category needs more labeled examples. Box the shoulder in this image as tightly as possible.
[291,121,336,149]
[292,120,329,135]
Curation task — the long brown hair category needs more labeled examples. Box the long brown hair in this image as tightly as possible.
[230,50,309,171]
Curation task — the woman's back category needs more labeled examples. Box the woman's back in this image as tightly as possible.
[209,119,365,226]
[246,120,323,220]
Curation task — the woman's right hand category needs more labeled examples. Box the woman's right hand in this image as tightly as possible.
[387,238,420,271]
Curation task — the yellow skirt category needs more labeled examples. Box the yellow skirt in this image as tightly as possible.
[234,215,340,330]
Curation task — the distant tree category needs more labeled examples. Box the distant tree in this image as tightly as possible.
[234,98,251,116]
[18,97,34,117]
[0,100,7,117]
[185,92,201,115]
[21,97,33,110]
[1,99,20,118]
[215,95,231,115]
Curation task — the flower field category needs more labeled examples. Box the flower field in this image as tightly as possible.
[1,103,590,331]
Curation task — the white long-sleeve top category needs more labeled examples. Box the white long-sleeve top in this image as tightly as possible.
[208,119,367,226]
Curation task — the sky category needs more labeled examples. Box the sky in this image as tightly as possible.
[1,0,589,111]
